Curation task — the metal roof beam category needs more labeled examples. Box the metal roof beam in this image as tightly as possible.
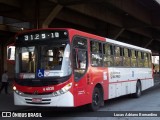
[68,4,123,27]
[106,0,151,25]
[0,0,20,8]
[42,4,63,28]
[56,9,96,29]
[67,5,152,38]
[152,13,160,27]
[49,0,154,38]
[129,28,151,38]
[0,24,20,32]
[144,39,153,48]
[114,28,125,39]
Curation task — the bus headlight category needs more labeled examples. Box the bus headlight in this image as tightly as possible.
[52,83,72,97]
[13,86,24,95]
[14,89,24,96]
[13,86,16,91]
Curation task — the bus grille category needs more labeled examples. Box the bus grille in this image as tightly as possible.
[25,98,51,105]
[24,92,53,95]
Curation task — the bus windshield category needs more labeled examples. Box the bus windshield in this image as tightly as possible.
[15,44,71,79]
[40,44,71,77]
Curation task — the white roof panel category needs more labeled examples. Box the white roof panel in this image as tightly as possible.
[106,38,151,53]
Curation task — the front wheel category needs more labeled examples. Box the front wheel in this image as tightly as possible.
[88,87,102,111]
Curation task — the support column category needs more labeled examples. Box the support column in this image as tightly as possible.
[0,43,4,79]
[144,39,153,48]
[42,4,63,28]
[3,45,7,71]
[35,0,40,29]
[0,44,2,79]
[159,53,160,76]
[114,28,125,39]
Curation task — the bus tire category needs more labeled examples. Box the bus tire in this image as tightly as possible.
[133,81,142,98]
[88,87,102,111]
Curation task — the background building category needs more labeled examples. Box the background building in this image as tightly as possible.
[152,56,159,73]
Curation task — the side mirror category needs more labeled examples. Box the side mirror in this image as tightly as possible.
[7,46,15,60]
[7,48,11,59]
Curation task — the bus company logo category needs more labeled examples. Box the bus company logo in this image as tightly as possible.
[110,72,121,79]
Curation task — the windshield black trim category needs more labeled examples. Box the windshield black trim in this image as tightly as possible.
[15,75,71,87]
[15,39,69,47]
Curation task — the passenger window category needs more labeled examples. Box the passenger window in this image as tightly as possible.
[148,53,152,67]
[138,51,144,67]
[144,53,149,67]
[103,44,114,67]
[123,48,131,67]
[90,41,102,53]
[114,46,123,66]
[131,50,137,67]
[90,41,103,66]
[73,37,88,81]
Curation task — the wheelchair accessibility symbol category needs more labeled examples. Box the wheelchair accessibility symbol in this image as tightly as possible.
[37,69,44,78]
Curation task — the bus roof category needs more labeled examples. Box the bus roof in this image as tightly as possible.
[67,28,151,53]
[106,38,151,53]
[15,28,151,53]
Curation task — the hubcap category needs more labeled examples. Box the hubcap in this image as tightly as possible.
[93,93,99,106]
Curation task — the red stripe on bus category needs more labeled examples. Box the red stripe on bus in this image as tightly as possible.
[109,78,153,84]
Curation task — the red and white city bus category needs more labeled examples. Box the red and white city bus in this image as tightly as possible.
[13,28,154,111]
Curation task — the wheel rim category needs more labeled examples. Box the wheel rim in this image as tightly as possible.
[93,93,99,106]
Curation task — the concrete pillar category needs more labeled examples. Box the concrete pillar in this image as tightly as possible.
[95,23,108,37]
[144,39,153,48]
[114,28,125,39]
[3,45,7,71]
[159,53,160,75]
[0,44,2,78]
[0,16,3,24]
[42,5,63,28]
[35,0,39,29]
[0,44,4,80]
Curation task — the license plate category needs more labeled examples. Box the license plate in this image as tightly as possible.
[32,98,42,103]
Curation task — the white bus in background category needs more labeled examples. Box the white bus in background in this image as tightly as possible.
[7,45,15,61]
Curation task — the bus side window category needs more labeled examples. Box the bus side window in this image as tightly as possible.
[138,51,144,67]
[103,44,114,67]
[73,37,88,81]
[144,53,149,67]
[123,48,131,67]
[141,52,145,67]
[114,46,123,66]
[90,41,103,67]
[131,50,137,67]
[148,53,152,67]
[73,49,87,69]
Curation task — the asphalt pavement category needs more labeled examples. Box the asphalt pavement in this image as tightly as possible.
[0,74,160,120]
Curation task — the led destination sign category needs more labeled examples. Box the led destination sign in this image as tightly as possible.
[16,30,68,42]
